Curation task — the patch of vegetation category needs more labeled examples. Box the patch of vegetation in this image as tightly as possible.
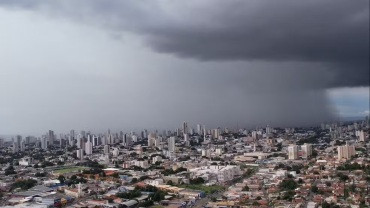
[337,162,367,171]
[11,179,37,190]
[178,184,224,194]
[5,166,16,175]
[189,177,205,184]
[161,167,187,176]
[116,189,142,199]
[41,161,54,168]
[322,201,340,208]
[35,172,47,177]
[66,175,87,186]
[54,166,88,174]
[282,190,295,201]
[279,178,298,191]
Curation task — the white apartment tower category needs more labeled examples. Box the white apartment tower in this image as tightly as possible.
[76,149,83,159]
[337,143,355,160]
[197,124,202,135]
[288,144,298,160]
[85,139,93,155]
[358,130,366,142]
[301,143,312,159]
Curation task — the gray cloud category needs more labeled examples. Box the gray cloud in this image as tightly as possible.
[1,0,368,88]
[0,0,368,134]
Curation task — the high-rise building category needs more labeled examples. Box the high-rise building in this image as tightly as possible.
[104,145,109,154]
[92,135,99,146]
[211,128,221,139]
[41,136,48,150]
[25,136,31,145]
[12,135,22,152]
[266,125,273,135]
[148,133,156,147]
[59,137,64,148]
[48,130,55,146]
[251,131,258,140]
[76,149,83,159]
[202,149,210,157]
[12,142,19,153]
[168,137,176,152]
[288,144,298,160]
[20,141,26,152]
[197,124,202,135]
[358,130,367,142]
[85,139,93,155]
[106,134,113,145]
[301,143,312,159]
[182,121,188,134]
[123,134,132,147]
[337,143,355,160]
[155,137,162,148]
[131,135,138,143]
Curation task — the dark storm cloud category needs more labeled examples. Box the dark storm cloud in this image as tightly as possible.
[0,0,368,88]
[0,0,368,134]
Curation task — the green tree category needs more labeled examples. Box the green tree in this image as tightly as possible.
[58,175,66,184]
[279,179,298,191]
[242,185,249,191]
[311,185,319,193]
[190,177,205,184]
[5,166,16,175]
[11,179,37,190]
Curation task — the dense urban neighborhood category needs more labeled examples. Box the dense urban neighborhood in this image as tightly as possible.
[0,118,369,208]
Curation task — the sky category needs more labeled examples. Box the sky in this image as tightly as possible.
[0,0,369,135]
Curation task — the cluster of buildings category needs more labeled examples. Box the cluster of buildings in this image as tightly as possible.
[0,117,369,208]
[287,143,312,160]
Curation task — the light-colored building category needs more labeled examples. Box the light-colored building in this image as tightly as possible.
[76,149,83,159]
[301,143,312,159]
[112,148,119,157]
[134,160,149,168]
[148,133,156,147]
[288,144,298,160]
[215,148,223,155]
[41,137,48,150]
[152,156,162,164]
[189,165,241,184]
[337,143,355,160]
[19,157,33,166]
[202,149,210,158]
[104,145,109,154]
[168,137,176,152]
[85,141,93,155]
[358,130,367,142]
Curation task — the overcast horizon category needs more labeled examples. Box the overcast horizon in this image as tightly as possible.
[0,0,369,136]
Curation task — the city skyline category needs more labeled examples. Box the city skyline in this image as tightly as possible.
[0,1,369,206]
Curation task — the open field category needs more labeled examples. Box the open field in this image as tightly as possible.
[53,166,88,174]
